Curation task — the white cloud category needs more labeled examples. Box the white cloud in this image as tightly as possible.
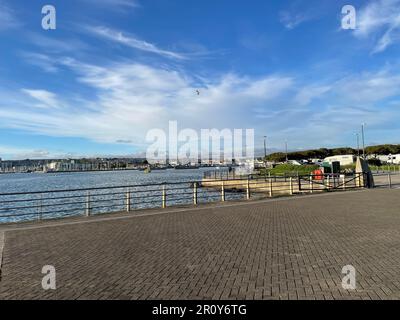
[87,26,186,60]
[0,58,295,147]
[280,11,310,30]
[21,89,60,108]
[294,85,331,106]
[20,52,59,73]
[2,55,400,153]
[355,0,400,53]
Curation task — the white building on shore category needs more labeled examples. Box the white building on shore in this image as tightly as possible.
[323,155,356,166]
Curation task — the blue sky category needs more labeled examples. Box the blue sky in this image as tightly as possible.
[1,0,400,159]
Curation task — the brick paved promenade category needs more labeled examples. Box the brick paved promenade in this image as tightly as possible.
[0,189,400,300]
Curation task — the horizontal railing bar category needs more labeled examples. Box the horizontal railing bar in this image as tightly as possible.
[0,175,345,197]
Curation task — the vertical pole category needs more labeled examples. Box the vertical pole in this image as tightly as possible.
[289,177,293,195]
[162,184,166,208]
[361,123,366,159]
[193,182,198,205]
[85,191,91,217]
[125,189,131,212]
[298,175,302,192]
[246,178,251,200]
[342,175,346,190]
[310,175,313,193]
[38,193,43,221]
[326,175,330,191]
[221,181,225,202]
[388,172,392,189]
[269,177,273,197]
[263,136,267,159]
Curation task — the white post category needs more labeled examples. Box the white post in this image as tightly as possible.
[221,181,225,202]
[85,191,91,217]
[125,189,131,212]
[309,175,313,193]
[193,182,198,205]
[342,175,346,190]
[162,185,166,208]
[269,178,273,197]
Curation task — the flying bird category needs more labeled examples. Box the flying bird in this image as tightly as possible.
[196,90,200,95]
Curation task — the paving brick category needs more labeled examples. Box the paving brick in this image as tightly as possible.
[0,189,399,299]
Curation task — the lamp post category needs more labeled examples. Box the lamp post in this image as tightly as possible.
[361,123,366,159]
[285,140,288,162]
[355,132,360,157]
[263,136,267,159]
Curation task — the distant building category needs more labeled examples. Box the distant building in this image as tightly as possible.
[376,154,400,164]
[323,155,356,166]
[287,160,303,166]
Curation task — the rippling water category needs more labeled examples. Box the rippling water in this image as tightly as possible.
[0,168,246,223]
[0,168,208,193]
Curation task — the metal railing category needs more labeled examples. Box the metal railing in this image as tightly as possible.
[372,171,400,189]
[0,173,367,224]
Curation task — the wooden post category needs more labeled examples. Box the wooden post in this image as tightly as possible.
[85,191,91,216]
[388,172,392,189]
[162,184,166,208]
[125,189,131,212]
[221,181,225,202]
[193,182,198,205]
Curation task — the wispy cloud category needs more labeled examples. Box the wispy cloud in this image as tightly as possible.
[20,52,59,73]
[0,1,20,30]
[355,0,400,53]
[86,26,186,59]
[81,0,139,9]
[0,57,295,146]
[280,11,311,30]
[2,52,400,152]
[21,89,61,109]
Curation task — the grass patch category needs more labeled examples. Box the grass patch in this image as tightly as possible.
[259,164,319,176]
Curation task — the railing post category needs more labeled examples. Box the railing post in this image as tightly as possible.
[38,193,43,221]
[269,177,273,197]
[125,188,131,212]
[85,191,91,217]
[246,178,251,200]
[289,177,293,195]
[193,182,198,205]
[298,175,302,192]
[162,184,167,208]
[388,172,392,189]
[342,175,346,190]
[309,175,313,193]
[221,181,225,202]
[326,175,330,191]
